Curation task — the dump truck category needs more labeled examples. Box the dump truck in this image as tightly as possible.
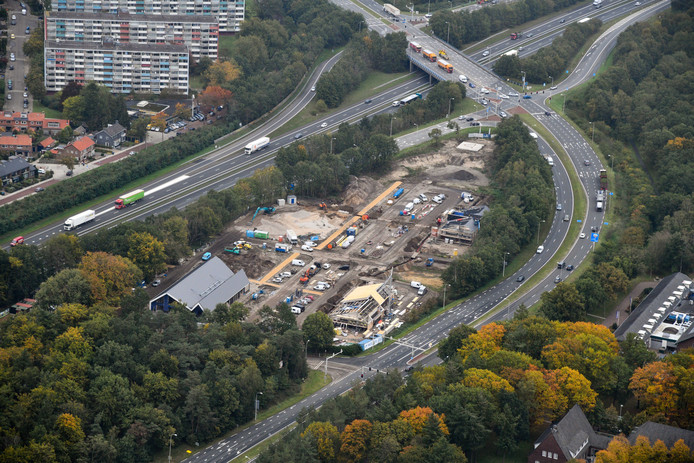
[422,49,437,62]
[244,136,270,155]
[115,189,144,209]
[437,59,453,73]
[599,169,608,190]
[64,210,96,231]
[383,3,400,16]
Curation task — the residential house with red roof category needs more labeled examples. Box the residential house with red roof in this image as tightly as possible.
[0,134,33,156]
[0,111,70,136]
[63,136,95,160]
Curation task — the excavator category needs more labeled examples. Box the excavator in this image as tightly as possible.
[318,202,327,210]
[438,50,449,60]
[251,206,275,222]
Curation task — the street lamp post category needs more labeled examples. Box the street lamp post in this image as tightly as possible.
[305,339,310,358]
[549,75,553,95]
[390,116,396,137]
[521,71,526,92]
[591,122,595,143]
[446,21,451,44]
[447,97,454,118]
[428,0,431,14]
[254,392,263,421]
[330,137,336,154]
[442,283,450,309]
[413,122,418,132]
[168,433,177,463]
[537,220,546,245]
[502,252,510,277]
[562,93,566,113]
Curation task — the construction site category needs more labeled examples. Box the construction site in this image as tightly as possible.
[158,139,494,347]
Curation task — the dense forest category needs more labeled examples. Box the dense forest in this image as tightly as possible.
[538,5,694,322]
[258,316,694,462]
[0,259,310,461]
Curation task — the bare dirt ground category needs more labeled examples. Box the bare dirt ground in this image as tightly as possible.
[382,140,493,192]
[253,207,345,239]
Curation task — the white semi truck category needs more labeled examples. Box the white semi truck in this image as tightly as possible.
[384,3,400,16]
[244,136,270,155]
[64,210,95,231]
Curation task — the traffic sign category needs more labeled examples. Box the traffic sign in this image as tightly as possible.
[591,233,599,242]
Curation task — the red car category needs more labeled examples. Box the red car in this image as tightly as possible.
[10,236,24,246]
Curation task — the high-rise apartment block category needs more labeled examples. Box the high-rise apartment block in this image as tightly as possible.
[46,12,219,60]
[51,0,245,32]
[44,41,189,94]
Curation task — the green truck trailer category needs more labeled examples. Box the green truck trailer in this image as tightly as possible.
[115,189,145,209]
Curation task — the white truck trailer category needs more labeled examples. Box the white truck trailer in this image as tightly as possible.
[244,136,270,155]
[64,210,96,231]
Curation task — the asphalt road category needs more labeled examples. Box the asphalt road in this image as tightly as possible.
[473,0,658,64]
[180,2,670,461]
[4,0,38,111]
[11,69,430,248]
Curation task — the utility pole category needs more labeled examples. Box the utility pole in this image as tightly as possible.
[168,433,177,463]
[254,391,263,421]
[502,252,510,277]
[390,116,396,137]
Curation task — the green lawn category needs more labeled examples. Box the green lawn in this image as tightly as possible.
[32,101,63,119]
[154,370,331,463]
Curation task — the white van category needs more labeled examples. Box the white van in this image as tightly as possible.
[403,202,414,213]
[410,281,422,288]
[291,259,305,267]
[458,75,468,83]
[418,285,428,296]
[22,8,27,15]
[547,156,554,167]
[291,306,304,314]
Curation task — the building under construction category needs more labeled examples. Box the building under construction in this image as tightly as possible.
[433,206,489,244]
[329,282,393,332]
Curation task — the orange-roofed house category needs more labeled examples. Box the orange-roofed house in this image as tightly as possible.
[39,137,57,150]
[63,136,95,160]
[0,134,33,155]
[0,111,70,135]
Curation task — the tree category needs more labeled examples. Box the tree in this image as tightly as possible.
[301,421,340,462]
[128,117,150,142]
[439,324,476,361]
[203,61,242,87]
[399,407,448,435]
[62,95,85,124]
[539,282,586,322]
[302,312,334,351]
[60,81,83,106]
[428,128,443,146]
[174,102,191,120]
[79,251,143,304]
[462,368,514,394]
[126,231,166,280]
[339,419,373,462]
[42,234,83,275]
[629,361,679,419]
[35,268,92,309]
[198,85,233,110]
[150,112,168,132]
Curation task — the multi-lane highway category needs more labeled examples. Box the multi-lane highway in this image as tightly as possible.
[182,2,670,462]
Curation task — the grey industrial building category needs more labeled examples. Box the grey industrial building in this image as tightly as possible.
[149,257,250,315]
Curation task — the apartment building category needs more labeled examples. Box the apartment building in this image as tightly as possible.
[44,40,189,94]
[51,0,245,32]
[46,11,218,60]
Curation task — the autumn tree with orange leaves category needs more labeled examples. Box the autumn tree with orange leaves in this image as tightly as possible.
[198,85,233,111]
[339,419,373,462]
[595,434,694,463]
[301,421,340,462]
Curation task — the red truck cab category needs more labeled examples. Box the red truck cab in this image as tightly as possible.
[10,236,24,246]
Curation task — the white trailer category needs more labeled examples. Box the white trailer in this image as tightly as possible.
[286,229,298,245]
[384,3,400,16]
[64,210,95,231]
[244,136,270,155]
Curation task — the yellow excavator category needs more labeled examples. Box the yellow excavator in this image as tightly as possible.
[438,50,449,60]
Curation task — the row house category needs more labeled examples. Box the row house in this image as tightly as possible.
[0,112,70,135]
[0,134,33,156]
